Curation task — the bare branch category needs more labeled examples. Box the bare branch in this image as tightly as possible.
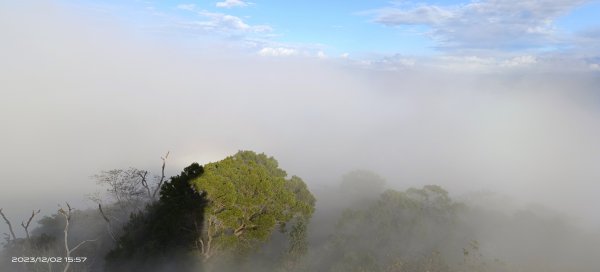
[70,238,98,253]
[21,209,41,240]
[0,208,17,242]
[152,151,170,199]
[98,204,116,242]
[93,152,170,206]
[60,202,96,272]
[97,204,109,223]
[94,169,145,208]
[138,170,152,199]
[58,203,72,263]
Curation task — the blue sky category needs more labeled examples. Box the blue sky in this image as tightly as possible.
[60,0,600,69]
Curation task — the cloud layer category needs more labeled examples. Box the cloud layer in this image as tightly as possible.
[374,0,588,50]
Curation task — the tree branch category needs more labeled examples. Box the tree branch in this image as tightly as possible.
[138,170,152,200]
[21,209,41,240]
[234,222,258,237]
[203,217,215,259]
[70,238,98,253]
[0,208,17,242]
[98,204,116,242]
[152,151,169,199]
[59,202,96,272]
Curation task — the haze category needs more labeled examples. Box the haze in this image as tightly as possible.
[1,0,600,245]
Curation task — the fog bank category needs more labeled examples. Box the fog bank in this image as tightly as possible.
[1,1,600,237]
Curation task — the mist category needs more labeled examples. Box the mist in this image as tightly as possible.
[1,1,600,271]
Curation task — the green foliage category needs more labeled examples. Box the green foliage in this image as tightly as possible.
[317,185,467,272]
[191,151,315,258]
[104,151,315,271]
[105,163,206,272]
[313,184,510,272]
[339,169,386,199]
[286,175,316,219]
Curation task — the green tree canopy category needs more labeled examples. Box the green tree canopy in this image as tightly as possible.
[339,169,386,201]
[191,150,315,259]
[316,185,470,272]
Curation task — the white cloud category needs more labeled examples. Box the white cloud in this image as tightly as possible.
[176,4,196,11]
[375,5,454,25]
[590,63,600,71]
[341,53,349,58]
[176,6,271,33]
[363,54,417,71]
[372,0,587,50]
[216,0,249,8]
[258,47,298,57]
[359,54,559,73]
[501,55,537,67]
[435,55,498,72]
[199,11,251,30]
[317,51,327,59]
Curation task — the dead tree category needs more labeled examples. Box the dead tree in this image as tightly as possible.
[139,151,170,201]
[154,151,170,199]
[21,209,41,240]
[89,152,171,248]
[1,209,26,272]
[138,170,152,200]
[0,208,17,243]
[93,151,170,207]
[58,203,97,272]
[93,168,145,210]
[98,203,116,242]
[1,208,42,242]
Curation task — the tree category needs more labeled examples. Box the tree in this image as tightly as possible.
[315,185,466,272]
[91,151,170,212]
[105,163,206,272]
[1,206,102,272]
[191,151,315,260]
[92,168,148,211]
[105,151,315,271]
[58,203,97,272]
[338,170,387,207]
[0,208,17,243]
[21,209,41,241]
[0,208,43,272]
[339,170,386,197]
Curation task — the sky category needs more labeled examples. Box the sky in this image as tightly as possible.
[58,0,600,67]
[1,0,600,235]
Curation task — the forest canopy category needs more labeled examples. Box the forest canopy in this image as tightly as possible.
[1,151,599,272]
[105,151,315,272]
[191,151,315,259]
